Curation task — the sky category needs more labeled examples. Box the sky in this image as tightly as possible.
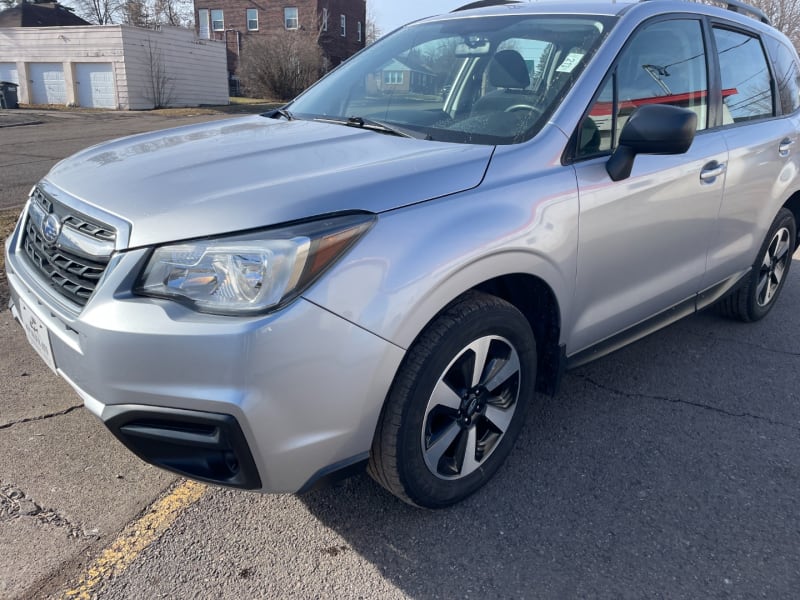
[370,1,479,36]
[54,1,510,37]
[54,0,514,37]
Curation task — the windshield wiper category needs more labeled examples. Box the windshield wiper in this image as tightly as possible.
[264,107,295,121]
[347,116,432,140]
[313,116,431,140]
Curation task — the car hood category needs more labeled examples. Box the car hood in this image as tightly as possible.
[44,115,494,248]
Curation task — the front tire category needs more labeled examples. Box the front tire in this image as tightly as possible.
[717,208,796,322]
[368,292,536,508]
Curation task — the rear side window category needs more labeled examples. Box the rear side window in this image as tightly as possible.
[765,36,800,114]
[713,27,774,123]
[577,19,708,158]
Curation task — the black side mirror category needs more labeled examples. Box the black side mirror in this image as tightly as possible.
[606,104,697,181]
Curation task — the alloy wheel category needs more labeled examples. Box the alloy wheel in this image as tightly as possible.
[757,226,792,307]
[421,335,521,480]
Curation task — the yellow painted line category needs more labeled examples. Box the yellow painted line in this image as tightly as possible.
[60,480,207,600]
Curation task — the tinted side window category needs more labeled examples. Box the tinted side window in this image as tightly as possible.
[578,19,707,158]
[713,28,774,123]
[765,36,800,114]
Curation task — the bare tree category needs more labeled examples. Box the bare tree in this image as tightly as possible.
[63,0,192,27]
[152,0,184,26]
[755,0,800,47]
[142,38,174,107]
[365,5,382,45]
[120,0,150,26]
[238,29,326,100]
[703,0,800,47]
[63,0,122,24]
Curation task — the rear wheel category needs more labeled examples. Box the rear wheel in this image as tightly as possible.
[717,208,796,322]
[368,292,536,508]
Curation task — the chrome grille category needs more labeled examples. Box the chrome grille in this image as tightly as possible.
[21,187,117,307]
[62,215,115,242]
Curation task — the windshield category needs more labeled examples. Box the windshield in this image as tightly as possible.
[286,14,615,145]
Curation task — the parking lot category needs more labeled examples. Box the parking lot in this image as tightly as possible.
[2,110,800,599]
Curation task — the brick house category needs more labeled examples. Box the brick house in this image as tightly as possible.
[194,0,366,81]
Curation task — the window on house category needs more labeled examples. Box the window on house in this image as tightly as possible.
[285,7,299,30]
[247,8,258,31]
[211,9,224,31]
[322,8,328,32]
[384,71,403,85]
[357,21,362,42]
[198,9,210,39]
[340,14,346,37]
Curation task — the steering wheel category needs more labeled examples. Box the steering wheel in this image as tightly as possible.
[504,104,543,115]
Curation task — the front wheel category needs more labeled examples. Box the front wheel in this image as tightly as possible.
[717,208,796,322]
[368,292,536,508]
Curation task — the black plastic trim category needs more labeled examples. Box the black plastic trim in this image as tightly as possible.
[696,269,750,309]
[567,297,695,369]
[105,407,262,490]
[566,271,749,369]
[452,0,521,13]
[297,452,369,494]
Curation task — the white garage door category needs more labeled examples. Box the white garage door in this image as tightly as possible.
[75,63,116,109]
[29,63,67,105]
[0,63,19,85]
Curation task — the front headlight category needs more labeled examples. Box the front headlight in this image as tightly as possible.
[134,213,374,315]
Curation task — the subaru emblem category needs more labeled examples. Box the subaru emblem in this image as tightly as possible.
[41,213,62,245]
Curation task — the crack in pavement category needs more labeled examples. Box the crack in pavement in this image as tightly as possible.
[683,330,800,357]
[0,404,83,431]
[0,482,98,539]
[577,375,800,433]
[1,151,65,160]
[0,121,43,130]
[0,157,59,169]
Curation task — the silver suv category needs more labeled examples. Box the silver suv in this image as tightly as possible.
[5,0,800,508]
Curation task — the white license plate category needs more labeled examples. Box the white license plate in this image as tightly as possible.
[18,296,57,374]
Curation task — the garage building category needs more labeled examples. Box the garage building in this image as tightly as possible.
[0,3,228,110]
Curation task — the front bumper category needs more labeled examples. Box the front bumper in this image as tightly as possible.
[5,213,405,493]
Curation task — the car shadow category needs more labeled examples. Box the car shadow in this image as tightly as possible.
[299,258,800,598]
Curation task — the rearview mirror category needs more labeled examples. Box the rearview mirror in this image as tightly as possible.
[606,104,697,181]
[455,36,491,56]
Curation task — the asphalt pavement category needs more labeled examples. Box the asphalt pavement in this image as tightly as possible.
[92,291,800,599]
[1,110,799,599]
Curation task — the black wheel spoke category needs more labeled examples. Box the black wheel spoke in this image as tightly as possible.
[430,379,462,412]
[484,404,514,433]
[452,426,479,476]
[483,352,520,393]
[423,421,461,472]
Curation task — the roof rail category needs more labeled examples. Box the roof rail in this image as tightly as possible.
[719,0,770,24]
[452,0,522,13]
[641,0,770,25]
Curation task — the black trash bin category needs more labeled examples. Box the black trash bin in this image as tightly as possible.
[0,82,19,109]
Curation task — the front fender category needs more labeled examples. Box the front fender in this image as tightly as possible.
[303,163,580,350]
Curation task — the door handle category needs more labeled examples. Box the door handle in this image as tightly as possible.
[779,138,795,157]
[700,161,726,181]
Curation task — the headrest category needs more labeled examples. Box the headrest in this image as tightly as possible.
[488,50,530,89]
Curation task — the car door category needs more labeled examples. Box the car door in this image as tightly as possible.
[567,17,729,355]
[701,24,800,289]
